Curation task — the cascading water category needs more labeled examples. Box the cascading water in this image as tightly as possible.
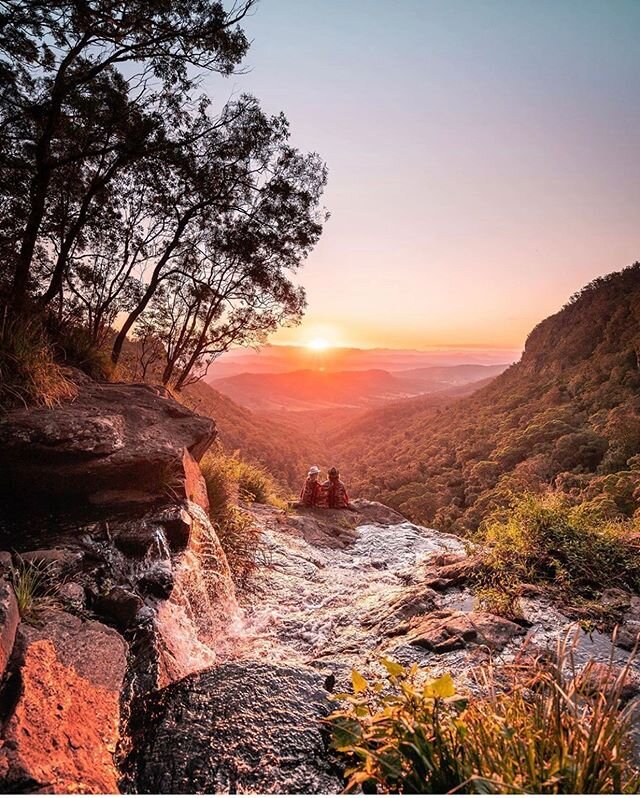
[154,502,244,683]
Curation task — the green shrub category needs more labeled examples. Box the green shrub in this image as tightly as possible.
[329,642,640,794]
[0,308,76,410]
[48,321,113,380]
[472,493,640,618]
[199,450,273,585]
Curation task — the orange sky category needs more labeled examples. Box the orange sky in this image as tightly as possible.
[207,0,640,352]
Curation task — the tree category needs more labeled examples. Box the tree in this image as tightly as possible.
[0,0,255,306]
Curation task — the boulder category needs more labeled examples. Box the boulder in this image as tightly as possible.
[0,610,127,794]
[93,586,144,630]
[123,661,343,794]
[0,380,215,515]
[137,563,174,599]
[0,578,19,677]
[406,609,524,653]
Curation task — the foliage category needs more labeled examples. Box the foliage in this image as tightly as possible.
[472,493,640,619]
[10,556,61,620]
[0,306,76,410]
[183,381,324,492]
[329,644,640,794]
[1,1,327,391]
[331,264,640,534]
[199,449,276,584]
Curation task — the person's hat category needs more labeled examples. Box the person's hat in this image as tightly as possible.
[308,465,321,475]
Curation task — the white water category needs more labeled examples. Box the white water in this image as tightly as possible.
[154,502,639,690]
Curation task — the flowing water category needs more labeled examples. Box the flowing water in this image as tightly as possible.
[154,502,638,687]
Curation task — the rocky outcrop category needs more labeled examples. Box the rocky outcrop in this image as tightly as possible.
[0,610,127,794]
[0,379,215,514]
[0,579,18,678]
[123,662,342,794]
[403,609,525,653]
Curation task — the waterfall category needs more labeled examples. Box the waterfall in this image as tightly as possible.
[154,502,244,684]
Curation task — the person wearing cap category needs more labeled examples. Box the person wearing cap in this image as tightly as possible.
[295,465,324,508]
[321,466,354,510]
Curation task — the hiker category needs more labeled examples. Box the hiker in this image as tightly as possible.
[321,466,354,510]
[293,465,324,508]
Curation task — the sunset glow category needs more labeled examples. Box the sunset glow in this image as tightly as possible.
[221,0,640,352]
[307,337,331,352]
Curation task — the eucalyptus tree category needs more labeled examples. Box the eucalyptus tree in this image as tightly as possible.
[0,0,255,306]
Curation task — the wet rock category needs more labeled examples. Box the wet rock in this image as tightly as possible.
[365,584,440,634]
[350,499,406,525]
[0,609,126,794]
[287,511,359,549]
[57,582,86,612]
[137,564,174,599]
[182,449,210,513]
[156,507,193,550]
[0,578,19,677]
[406,609,524,653]
[93,586,143,629]
[113,522,158,557]
[0,552,12,571]
[0,379,215,515]
[577,661,640,703]
[123,661,343,794]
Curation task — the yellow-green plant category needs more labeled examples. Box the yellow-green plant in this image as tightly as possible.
[329,640,640,794]
[472,493,640,619]
[10,556,60,620]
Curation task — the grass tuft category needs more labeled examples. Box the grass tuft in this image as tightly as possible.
[10,556,61,620]
[0,307,76,410]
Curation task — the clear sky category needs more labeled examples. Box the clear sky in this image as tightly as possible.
[206,0,640,351]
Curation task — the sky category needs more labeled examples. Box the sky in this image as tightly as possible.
[205,0,640,352]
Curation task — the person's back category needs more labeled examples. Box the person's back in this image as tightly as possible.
[297,466,323,508]
[322,467,351,509]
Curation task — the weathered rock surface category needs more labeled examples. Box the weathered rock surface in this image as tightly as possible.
[0,380,215,513]
[404,609,525,653]
[0,610,127,794]
[124,661,342,794]
[0,579,18,677]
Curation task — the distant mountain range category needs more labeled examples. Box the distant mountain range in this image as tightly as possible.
[207,364,509,412]
[207,344,520,380]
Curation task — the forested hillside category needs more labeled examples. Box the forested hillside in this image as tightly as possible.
[183,382,324,491]
[331,264,640,533]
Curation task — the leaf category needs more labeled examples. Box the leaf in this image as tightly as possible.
[424,673,456,699]
[352,669,368,694]
[380,657,406,678]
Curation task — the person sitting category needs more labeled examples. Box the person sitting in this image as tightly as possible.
[294,465,323,508]
[321,466,354,510]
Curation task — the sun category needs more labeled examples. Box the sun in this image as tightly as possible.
[307,337,331,351]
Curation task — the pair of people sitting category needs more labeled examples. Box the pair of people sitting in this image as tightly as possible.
[297,465,354,510]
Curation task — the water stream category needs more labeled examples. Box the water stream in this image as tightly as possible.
[154,502,638,689]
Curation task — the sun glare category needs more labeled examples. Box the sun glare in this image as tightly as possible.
[307,337,331,351]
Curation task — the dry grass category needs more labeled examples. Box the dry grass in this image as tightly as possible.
[0,307,76,410]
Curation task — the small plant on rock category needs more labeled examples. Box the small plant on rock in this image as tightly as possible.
[10,556,61,620]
